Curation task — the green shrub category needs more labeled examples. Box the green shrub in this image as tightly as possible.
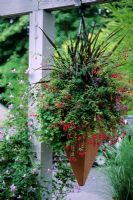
[107,137,133,200]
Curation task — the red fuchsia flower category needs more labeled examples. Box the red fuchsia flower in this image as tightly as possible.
[114,103,128,111]
[120,132,126,139]
[63,124,71,132]
[69,157,77,162]
[55,102,65,109]
[92,69,99,75]
[65,144,70,151]
[92,66,101,75]
[115,96,121,103]
[77,136,82,141]
[78,151,86,157]
[96,115,103,121]
[67,133,74,139]
[99,133,110,141]
[66,94,71,101]
[117,87,126,93]
[119,118,126,125]
[43,83,49,89]
[109,136,119,146]
[110,73,119,78]
[88,138,94,145]
[59,120,64,125]
[92,134,98,140]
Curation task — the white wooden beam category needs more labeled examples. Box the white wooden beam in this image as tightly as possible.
[0,0,112,17]
[39,0,112,10]
[0,0,38,17]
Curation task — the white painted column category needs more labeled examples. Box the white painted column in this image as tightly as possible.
[29,10,55,199]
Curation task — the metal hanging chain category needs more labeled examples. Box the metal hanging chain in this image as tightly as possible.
[78,0,88,39]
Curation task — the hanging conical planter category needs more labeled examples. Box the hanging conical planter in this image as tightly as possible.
[65,137,100,186]
[65,133,108,186]
[38,5,129,189]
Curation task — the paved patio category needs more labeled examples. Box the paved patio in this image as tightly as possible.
[67,167,112,200]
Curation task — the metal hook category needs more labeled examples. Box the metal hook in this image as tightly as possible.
[74,0,81,7]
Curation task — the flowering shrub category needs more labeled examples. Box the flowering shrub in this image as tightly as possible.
[38,25,130,160]
[0,131,42,200]
[0,54,42,199]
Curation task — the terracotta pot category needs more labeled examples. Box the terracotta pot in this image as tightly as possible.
[65,136,100,186]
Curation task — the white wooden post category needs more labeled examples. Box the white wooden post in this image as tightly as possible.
[29,10,55,199]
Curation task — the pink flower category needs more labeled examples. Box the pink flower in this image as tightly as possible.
[28,121,33,126]
[10,184,17,192]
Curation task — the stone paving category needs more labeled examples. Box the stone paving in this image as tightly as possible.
[0,103,8,126]
[67,167,112,200]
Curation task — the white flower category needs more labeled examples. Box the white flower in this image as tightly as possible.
[7,82,12,87]
[19,80,24,84]
[11,68,17,73]
[28,135,32,141]
[9,94,14,98]
[95,155,106,166]
[19,104,24,110]
[31,168,38,174]
[10,184,17,192]
[17,195,22,199]
[115,137,122,149]
[30,186,36,192]
[22,174,27,178]
[8,104,14,110]
[5,170,10,175]
[25,68,30,75]
[124,119,128,125]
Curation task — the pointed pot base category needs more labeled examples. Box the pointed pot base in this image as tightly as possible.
[66,142,99,186]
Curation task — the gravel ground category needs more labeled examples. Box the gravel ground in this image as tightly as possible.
[67,167,112,200]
